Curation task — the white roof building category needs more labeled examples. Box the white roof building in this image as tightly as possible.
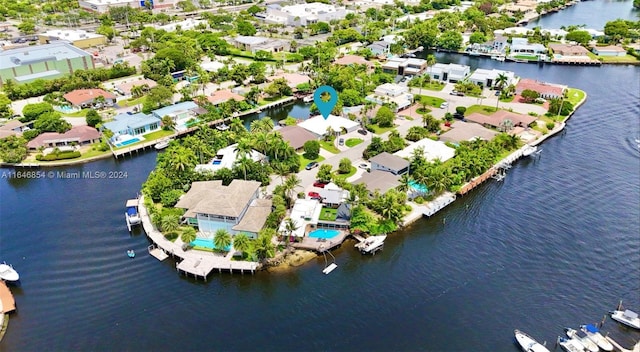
[200,61,226,72]
[429,63,470,82]
[365,83,414,112]
[153,19,206,32]
[195,143,265,173]
[298,115,360,136]
[40,29,105,42]
[394,138,455,163]
[279,199,323,238]
[265,2,347,26]
[79,0,178,13]
[467,69,517,88]
[319,183,350,206]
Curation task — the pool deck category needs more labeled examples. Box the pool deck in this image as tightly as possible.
[138,196,259,280]
[292,231,349,252]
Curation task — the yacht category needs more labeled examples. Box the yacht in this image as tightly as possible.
[302,95,314,103]
[557,336,586,352]
[355,235,387,255]
[0,262,19,282]
[580,324,613,351]
[610,309,640,330]
[565,328,599,352]
[514,329,550,352]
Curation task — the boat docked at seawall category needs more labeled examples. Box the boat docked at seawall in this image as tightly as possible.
[125,198,141,232]
[0,262,19,282]
[522,145,539,157]
[557,336,586,352]
[154,139,172,150]
[514,329,550,352]
[610,309,640,330]
[302,95,314,103]
[355,235,387,255]
[580,324,613,351]
[565,328,599,352]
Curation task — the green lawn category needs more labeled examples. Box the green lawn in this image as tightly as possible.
[566,88,586,106]
[464,105,498,116]
[143,129,175,141]
[319,140,340,154]
[299,154,325,171]
[418,82,446,91]
[118,97,145,108]
[62,109,89,117]
[415,95,446,108]
[319,207,337,221]
[499,95,515,103]
[345,138,363,147]
[370,124,396,135]
[587,51,638,63]
[513,54,537,60]
[334,166,357,179]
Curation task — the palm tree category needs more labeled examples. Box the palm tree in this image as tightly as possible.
[180,227,197,244]
[214,229,232,251]
[398,173,413,193]
[161,214,180,232]
[426,54,436,80]
[235,155,252,180]
[234,138,253,159]
[232,232,250,255]
[495,73,508,90]
[283,174,302,206]
[161,115,176,130]
[252,230,275,261]
[283,217,299,244]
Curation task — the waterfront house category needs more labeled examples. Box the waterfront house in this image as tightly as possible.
[276,125,318,151]
[592,45,626,57]
[79,0,179,13]
[114,78,157,96]
[515,78,566,99]
[354,170,401,194]
[278,198,322,238]
[26,125,100,150]
[102,112,161,145]
[548,43,590,56]
[465,110,537,130]
[265,2,347,26]
[195,143,266,174]
[175,180,271,238]
[394,138,455,163]
[370,152,410,175]
[0,120,26,139]
[63,88,116,109]
[509,38,547,57]
[382,57,428,76]
[467,69,517,88]
[439,121,498,143]
[334,54,373,68]
[231,36,290,53]
[428,63,470,83]
[267,73,311,89]
[298,115,360,137]
[367,41,391,56]
[365,83,414,112]
[151,101,201,132]
[318,183,350,207]
[207,89,245,106]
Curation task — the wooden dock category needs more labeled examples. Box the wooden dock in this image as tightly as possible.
[138,196,259,280]
[0,281,15,313]
[292,231,348,252]
[148,244,169,261]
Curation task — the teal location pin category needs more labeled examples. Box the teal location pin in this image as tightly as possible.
[313,85,338,120]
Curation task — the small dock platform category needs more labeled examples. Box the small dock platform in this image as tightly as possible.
[148,245,169,261]
[292,231,348,252]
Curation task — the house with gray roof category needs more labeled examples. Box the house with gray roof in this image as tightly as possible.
[102,112,161,143]
[354,170,402,194]
[277,125,318,151]
[175,180,271,239]
[370,152,410,175]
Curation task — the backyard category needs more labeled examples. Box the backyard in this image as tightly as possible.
[464,104,498,116]
[319,207,337,221]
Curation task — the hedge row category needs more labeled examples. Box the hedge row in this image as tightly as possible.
[36,151,81,161]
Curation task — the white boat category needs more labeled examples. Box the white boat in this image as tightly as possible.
[522,145,538,157]
[565,328,599,352]
[125,198,141,232]
[0,262,19,282]
[302,95,314,103]
[557,336,586,352]
[610,309,640,330]
[514,329,551,352]
[580,324,614,351]
[215,123,229,131]
[355,235,387,254]
[154,139,172,150]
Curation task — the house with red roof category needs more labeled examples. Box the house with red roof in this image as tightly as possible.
[515,78,566,99]
[465,110,537,130]
[26,126,101,150]
[334,54,373,68]
[267,73,311,89]
[206,89,245,105]
[63,88,117,108]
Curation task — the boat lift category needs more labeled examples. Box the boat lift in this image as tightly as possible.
[320,246,337,275]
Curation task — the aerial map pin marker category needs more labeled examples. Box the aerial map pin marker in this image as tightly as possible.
[313,85,338,120]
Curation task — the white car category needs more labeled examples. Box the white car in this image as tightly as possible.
[440,102,449,109]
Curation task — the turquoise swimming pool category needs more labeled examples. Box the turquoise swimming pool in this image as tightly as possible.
[409,180,428,194]
[308,229,340,239]
[191,238,231,251]
[56,105,75,113]
[115,138,141,147]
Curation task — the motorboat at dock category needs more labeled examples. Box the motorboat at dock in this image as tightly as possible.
[557,336,586,352]
[580,324,613,351]
[610,309,640,330]
[565,328,598,352]
[355,235,387,255]
[125,198,141,232]
[0,262,19,282]
[522,144,539,157]
[154,138,172,150]
[514,329,550,352]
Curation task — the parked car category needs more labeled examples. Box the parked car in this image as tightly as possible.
[305,162,319,170]
[494,90,501,96]
[338,138,344,146]
[440,102,449,109]
[308,191,321,198]
[313,181,327,188]
[311,196,323,202]
[450,91,464,96]
[357,129,368,135]
[358,163,369,169]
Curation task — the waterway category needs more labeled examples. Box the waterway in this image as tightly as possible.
[2,5,640,352]
[525,0,638,29]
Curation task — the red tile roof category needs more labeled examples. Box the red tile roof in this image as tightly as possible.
[267,73,311,88]
[27,126,101,149]
[207,89,245,105]
[334,54,371,66]
[63,89,116,106]
[115,79,157,95]
[516,78,565,97]
[465,110,536,129]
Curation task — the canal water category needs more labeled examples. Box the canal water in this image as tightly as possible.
[1,2,639,351]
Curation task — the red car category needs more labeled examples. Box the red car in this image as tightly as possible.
[313,181,327,188]
[308,191,321,198]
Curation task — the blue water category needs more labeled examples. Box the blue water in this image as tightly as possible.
[56,105,75,113]
[116,138,140,147]
[409,180,428,193]
[191,238,231,252]
[308,229,340,239]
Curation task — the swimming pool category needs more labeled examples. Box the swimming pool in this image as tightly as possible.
[409,180,428,194]
[308,229,340,239]
[55,105,75,113]
[115,138,141,148]
[191,238,231,252]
